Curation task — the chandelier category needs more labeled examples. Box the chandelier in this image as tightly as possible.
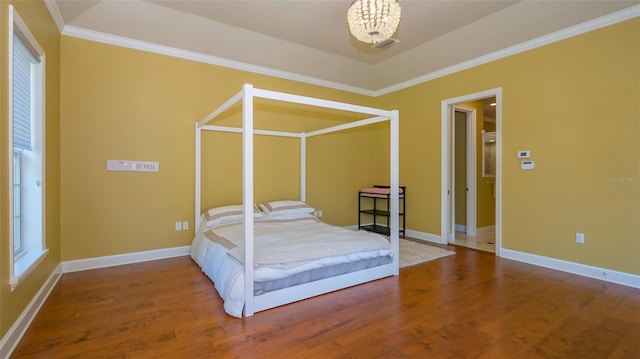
[347,0,401,44]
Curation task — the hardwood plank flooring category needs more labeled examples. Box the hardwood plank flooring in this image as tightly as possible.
[11,246,640,358]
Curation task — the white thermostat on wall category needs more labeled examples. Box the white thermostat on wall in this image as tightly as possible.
[517,150,531,158]
[520,160,535,170]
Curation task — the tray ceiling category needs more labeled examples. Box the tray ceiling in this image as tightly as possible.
[51,0,638,93]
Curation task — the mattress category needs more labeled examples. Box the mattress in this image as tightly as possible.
[190,215,393,318]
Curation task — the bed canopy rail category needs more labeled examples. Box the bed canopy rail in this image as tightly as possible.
[195,84,399,316]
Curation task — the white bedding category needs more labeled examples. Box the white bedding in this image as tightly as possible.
[190,215,393,318]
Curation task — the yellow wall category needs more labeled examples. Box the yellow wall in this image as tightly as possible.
[378,18,639,274]
[60,36,387,260]
[0,0,60,338]
[62,18,640,275]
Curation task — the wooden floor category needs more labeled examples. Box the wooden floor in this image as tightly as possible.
[12,245,640,358]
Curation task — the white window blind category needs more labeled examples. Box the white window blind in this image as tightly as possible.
[13,32,38,151]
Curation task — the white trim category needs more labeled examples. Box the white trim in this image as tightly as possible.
[54,244,640,289]
[0,264,62,359]
[62,246,190,273]
[9,249,49,291]
[194,123,201,227]
[61,26,376,97]
[43,0,65,33]
[452,225,495,237]
[441,88,502,255]
[405,229,442,245]
[48,6,639,96]
[495,88,502,257]
[8,5,49,291]
[466,108,477,237]
[452,104,477,237]
[345,225,442,245]
[375,5,640,96]
[501,249,640,289]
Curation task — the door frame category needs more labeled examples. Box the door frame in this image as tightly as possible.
[441,88,502,256]
[452,105,477,237]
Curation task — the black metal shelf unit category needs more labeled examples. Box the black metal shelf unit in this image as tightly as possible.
[358,185,405,237]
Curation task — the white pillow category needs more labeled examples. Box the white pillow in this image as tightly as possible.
[259,200,315,217]
[203,204,262,227]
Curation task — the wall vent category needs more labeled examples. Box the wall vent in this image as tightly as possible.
[372,38,399,50]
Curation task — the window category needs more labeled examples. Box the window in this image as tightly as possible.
[9,6,48,290]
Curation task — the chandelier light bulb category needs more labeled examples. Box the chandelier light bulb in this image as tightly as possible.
[347,0,401,44]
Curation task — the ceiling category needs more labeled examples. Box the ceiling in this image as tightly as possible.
[50,0,638,94]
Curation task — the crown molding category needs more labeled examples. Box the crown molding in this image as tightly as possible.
[61,25,376,97]
[373,4,640,96]
[43,0,65,33]
[53,4,638,97]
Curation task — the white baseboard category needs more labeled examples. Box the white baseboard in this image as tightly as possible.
[405,229,443,244]
[0,264,62,359]
[62,246,191,273]
[346,225,443,245]
[453,225,494,236]
[501,248,640,289]
[357,224,639,288]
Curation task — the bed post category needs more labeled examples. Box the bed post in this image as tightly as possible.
[195,123,201,228]
[242,84,256,316]
[300,132,306,202]
[390,110,400,275]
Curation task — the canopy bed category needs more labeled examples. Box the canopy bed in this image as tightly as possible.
[192,84,400,317]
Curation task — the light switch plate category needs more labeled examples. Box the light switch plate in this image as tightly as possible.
[107,160,159,172]
[517,150,531,159]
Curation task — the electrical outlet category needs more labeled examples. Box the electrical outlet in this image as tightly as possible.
[175,222,182,231]
[182,221,189,230]
[576,232,585,244]
[318,210,323,217]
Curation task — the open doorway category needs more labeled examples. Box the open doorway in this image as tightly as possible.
[441,88,502,256]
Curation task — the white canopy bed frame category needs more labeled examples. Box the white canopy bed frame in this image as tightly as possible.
[195,83,400,317]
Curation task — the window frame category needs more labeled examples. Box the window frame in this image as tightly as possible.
[13,148,24,258]
[8,5,48,291]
